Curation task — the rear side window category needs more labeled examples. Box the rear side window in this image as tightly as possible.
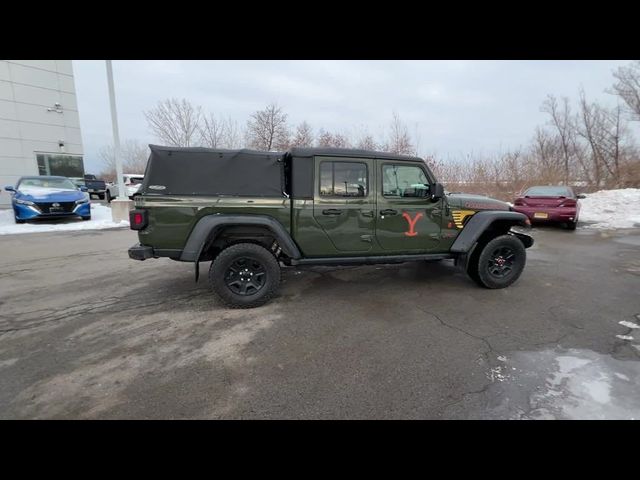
[319,161,368,197]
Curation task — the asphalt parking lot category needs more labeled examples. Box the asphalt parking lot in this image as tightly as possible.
[0,222,639,419]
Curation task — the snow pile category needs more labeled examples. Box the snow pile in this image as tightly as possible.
[0,204,128,235]
[579,188,640,229]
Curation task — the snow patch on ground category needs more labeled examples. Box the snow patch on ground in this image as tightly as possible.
[0,204,128,235]
[616,335,634,341]
[579,188,640,229]
[619,321,640,329]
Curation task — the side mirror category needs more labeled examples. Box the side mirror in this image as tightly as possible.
[431,182,445,200]
[4,186,15,192]
[80,186,88,192]
[576,194,586,199]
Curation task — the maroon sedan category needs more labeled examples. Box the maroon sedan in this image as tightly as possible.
[512,186,586,230]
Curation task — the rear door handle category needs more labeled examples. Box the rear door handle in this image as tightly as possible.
[362,210,374,217]
[322,209,343,216]
[380,209,398,216]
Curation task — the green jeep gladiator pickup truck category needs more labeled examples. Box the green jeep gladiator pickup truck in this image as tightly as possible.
[128,145,533,308]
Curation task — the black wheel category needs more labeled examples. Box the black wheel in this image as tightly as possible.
[15,218,26,224]
[98,193,105,200]
[469,234,526,289]
[566,220,577,230]
[209,243,281,308]
[81,216,91,221]
[106,190,113,203]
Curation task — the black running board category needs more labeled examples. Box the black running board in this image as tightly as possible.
[288,253,455,266]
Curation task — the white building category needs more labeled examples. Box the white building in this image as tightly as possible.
[0,60,84,207]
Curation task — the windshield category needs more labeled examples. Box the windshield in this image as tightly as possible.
[18,177,78,190]
[524,186,573,197]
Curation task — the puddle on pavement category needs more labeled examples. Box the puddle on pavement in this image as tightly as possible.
[484,348,640,419]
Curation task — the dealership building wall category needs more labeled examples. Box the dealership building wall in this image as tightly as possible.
[0,60,84,207]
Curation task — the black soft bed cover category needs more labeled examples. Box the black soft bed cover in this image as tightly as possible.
[140,145,285,197]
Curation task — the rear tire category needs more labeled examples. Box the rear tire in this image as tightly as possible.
[566,220,577,230]
[81,216,91,221]
[209,243,281,308]
[106,190,113,203]
[469,234,526,289]
[98,193,105,200]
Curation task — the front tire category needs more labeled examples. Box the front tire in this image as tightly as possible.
[81,216,91,221]
[209,243,281,308]
[468,234,526,289]
[15,218,25,224]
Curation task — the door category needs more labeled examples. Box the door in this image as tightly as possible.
[376,161,442,252]
[312,157,375,253]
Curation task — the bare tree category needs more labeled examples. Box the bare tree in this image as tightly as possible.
[222,118,243,149]
[98,139,150,180]
[356,133,378,151]
[144,98,203,147]
[541,95,575,184]
[575,90,631,187]
[290,121,314,148]
[199,113,226,148]
[316,129,351,148]
[246,103,289,151]
[386,111,413,155]
[610,61,640,120]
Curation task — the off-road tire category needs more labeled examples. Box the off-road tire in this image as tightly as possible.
[469,234,526,289]
[209,243,281,308]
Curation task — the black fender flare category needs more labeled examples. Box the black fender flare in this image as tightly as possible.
[180,214,302,262]
[451,211,533,253]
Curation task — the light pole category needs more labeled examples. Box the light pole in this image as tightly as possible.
[105,60,132,222]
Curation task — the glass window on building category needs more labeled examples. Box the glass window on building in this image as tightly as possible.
[37,154,85,177]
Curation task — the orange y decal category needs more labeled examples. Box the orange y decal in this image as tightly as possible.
[402,212,423,237]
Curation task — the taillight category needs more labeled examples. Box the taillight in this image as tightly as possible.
[559,199,576,207]
[514,198,525,206]
[129,209,148,230]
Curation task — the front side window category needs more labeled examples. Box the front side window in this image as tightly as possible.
[382,164,429,198]
[319,161,368,197]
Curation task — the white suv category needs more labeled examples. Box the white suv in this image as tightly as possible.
[106,174,144,202]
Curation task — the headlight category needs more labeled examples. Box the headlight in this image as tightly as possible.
[75,198,89,204]
[15,198,35,206]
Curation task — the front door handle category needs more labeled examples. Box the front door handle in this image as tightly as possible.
[322,209,343,216]
[380,209,398,216]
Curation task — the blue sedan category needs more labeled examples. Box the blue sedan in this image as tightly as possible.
[4,176,91,224]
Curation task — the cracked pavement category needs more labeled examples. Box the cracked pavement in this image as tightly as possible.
[0,225,639,419]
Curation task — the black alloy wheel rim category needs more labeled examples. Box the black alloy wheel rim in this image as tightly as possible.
[224,257,266,295]
[487,246,515,278]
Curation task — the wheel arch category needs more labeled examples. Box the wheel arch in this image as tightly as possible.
[451,211,532,254]
[180,214,302,263]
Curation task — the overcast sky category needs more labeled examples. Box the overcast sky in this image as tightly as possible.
[72,60,636,174]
